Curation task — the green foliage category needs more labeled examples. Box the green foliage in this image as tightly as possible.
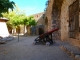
[27,16,37,26]
[2,6,37,29]
[2,6,26,28]
[19,15,37,26]
[0,0,15,16]
[19,16,28,25]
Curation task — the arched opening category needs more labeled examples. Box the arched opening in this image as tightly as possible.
[52,0,64,28]
[51,0,64,40]
[38,28,44,35]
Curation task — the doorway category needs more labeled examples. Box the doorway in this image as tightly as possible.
[38,28,44,35]
[69,0,79,38]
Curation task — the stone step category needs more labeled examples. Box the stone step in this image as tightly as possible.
[60,46,80,60]
[64,45,80,55]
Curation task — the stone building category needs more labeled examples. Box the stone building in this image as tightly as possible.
[30,12,45,35]
[44,0,80,47]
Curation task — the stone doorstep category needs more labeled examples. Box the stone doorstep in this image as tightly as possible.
[60,46,80,60]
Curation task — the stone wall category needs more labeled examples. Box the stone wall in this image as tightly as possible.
[36,15,45,35]
[51,0,64,40]
[79,11,80,39]
[45,0,64,40]
[37,15,44,25]
[79,12,80,27]
[60,0,77,41]
[28,12,44,35]
[44,0,54,32]
[45,0,79,41]
[60,0,80,47]
[33,12,44,22]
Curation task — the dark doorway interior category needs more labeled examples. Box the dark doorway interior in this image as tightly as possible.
[38,28,44,35]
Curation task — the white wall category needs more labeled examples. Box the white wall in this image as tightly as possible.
[0,22,9,37]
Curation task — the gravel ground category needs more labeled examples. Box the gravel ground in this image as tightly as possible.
[0,36,73,60]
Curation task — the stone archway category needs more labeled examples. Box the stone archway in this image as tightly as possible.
[52,0,64,27]
[38,27,44,35]
[51,0,64,40]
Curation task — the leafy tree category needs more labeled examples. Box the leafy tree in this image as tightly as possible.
[2,6,37,35]
[2,6,26,34]
[0,0,15,16]
[26,16,37,35]
[27,16,37,26]
[2,6,27,41]
[19,15,36,34]
[20,17,28,33]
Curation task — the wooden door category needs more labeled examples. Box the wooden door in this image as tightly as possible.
[69,0,79,38]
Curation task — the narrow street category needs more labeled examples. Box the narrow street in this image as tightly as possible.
[0,36,73,60]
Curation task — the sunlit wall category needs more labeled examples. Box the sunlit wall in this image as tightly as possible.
[0,22,9,37]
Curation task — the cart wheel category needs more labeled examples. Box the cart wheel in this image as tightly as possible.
[33,41,37,45]
[46,42,50,46]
